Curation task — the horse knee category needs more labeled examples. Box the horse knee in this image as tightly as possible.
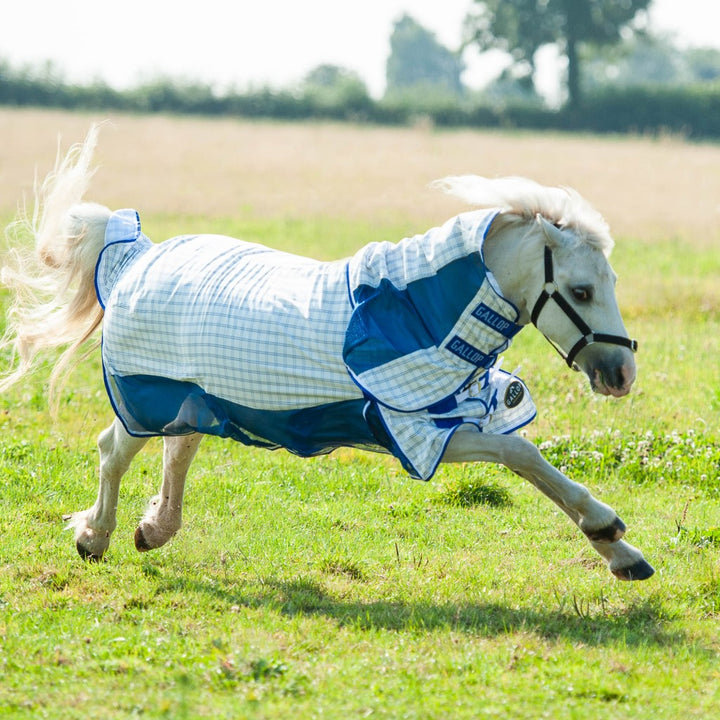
[98,419,146,477]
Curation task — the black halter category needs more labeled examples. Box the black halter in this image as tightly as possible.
[530,245,638,371]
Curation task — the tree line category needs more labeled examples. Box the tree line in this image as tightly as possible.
[2,0,720,139]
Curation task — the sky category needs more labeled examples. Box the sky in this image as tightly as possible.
[1,0,718,98]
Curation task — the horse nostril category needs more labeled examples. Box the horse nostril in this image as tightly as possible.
[600,363,630,391]
[597,367,613,389]
[615,364,637,392]
[614,366,626,389]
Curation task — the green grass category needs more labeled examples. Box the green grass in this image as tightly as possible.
[1,212,720,719]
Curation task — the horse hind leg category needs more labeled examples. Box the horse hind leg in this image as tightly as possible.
[134,433,202,552]
[66,417,147,561]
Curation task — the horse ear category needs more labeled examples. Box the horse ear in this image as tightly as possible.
[536,214,565,249]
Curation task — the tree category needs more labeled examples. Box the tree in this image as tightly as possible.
[685,47,720,83]
[465,0,651,109]
[303,64,366,92]
[483,67,544,107]
[300,64,372,117]
[582,34,720,90]
[386,14,465,99]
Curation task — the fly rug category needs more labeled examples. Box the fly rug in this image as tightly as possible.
[0,127,654,581]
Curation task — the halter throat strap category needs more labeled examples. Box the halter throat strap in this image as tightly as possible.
[530,245,638,370]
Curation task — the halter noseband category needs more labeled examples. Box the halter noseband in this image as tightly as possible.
[530,245,638,371]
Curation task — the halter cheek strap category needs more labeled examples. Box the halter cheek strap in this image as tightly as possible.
[530,246,638,371]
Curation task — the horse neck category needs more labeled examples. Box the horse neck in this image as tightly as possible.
[482,216,542,326]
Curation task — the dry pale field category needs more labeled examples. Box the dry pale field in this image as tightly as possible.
[1,107,719,246]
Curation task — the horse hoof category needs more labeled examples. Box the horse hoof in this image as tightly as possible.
[584,516,626,543]
[76,541,104,562]
[612,559,655,581]
[134,525,152,552]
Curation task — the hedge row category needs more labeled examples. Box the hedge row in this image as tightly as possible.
[572,85,720,138]
[2,74,720,139]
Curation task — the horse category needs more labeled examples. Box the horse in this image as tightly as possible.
[0,126,654,581]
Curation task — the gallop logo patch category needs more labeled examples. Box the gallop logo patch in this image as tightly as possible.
[471,303,520,338]
[445,335,491,368]
[504,380,524,408]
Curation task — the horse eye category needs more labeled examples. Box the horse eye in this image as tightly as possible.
[571,286,592,302]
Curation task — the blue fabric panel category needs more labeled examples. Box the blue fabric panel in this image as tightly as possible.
[108,374,383,458]
[343,278,436,371]
[426,395,458,415]
[345,252,485,375]
[400,252,487,339]
[432,417,464,429]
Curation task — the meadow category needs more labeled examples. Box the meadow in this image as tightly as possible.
[0,108,719,718]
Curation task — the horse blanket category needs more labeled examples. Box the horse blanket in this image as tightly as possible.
[94,209,536,480]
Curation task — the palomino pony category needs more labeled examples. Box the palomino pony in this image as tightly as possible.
[0,127,654,581]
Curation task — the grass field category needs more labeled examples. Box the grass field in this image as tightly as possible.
[1,108,719,718]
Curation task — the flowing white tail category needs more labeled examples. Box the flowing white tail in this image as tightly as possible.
[0,125,111,403]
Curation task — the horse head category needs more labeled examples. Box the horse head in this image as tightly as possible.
[526,216,637,397]
[435,175,637,398]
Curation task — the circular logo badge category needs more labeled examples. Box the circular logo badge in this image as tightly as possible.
[504,380,524,408]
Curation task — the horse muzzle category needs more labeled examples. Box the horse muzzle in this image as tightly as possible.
[579,345,637,398]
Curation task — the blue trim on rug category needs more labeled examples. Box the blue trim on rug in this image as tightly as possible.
[106,373,387,459]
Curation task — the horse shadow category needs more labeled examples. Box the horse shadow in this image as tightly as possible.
[147,566,687,649]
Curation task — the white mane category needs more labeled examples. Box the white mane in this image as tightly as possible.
[433,175,614,255]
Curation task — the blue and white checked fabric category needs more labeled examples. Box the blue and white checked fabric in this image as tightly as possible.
[344,211,523,412]
[95,209,153,308]
[376,364,535,479]
[99,217,356,411]
[95,208,536,480]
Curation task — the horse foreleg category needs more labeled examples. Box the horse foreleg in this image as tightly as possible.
[442,427,654,580]
[134,433,202,553]
[67,417,147,561]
